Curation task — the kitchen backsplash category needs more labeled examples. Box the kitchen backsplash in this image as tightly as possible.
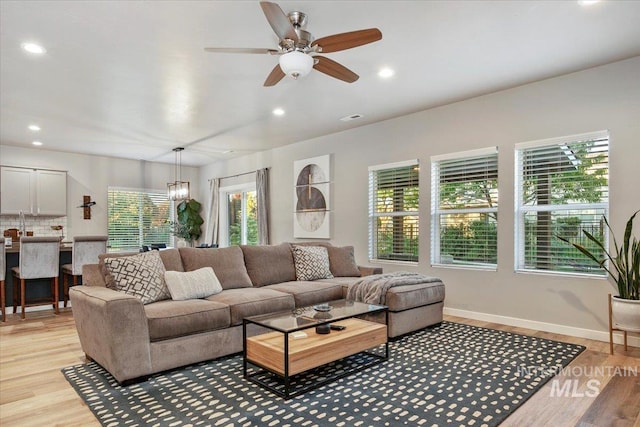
[1,215,68,240]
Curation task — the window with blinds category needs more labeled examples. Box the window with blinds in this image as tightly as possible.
[368,160,419,263]
[515,130,609,275]
[431,148,498,268]
[107,187,173,252]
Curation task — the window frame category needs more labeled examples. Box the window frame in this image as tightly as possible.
[368,159,420,264]
[430,147,499,270]
[514,130,610,276]
[107,186,174,252]
[218,182,257,247]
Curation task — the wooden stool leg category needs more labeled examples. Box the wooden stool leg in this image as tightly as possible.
[13,277,18,314]
[1,280,5,322]
[63,273,68,308]
[608,293,614,355]
[20,278,26,320]
[54,277,59,315]
[624,331,628,351]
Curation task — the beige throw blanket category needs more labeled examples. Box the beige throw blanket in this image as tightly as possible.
[346,271,441,305]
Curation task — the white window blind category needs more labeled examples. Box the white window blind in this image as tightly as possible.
[108,187,173,252]
[431,147,498,268]
[515,131,609,275]
[368,160,419,263]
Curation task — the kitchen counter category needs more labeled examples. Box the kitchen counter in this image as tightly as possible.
[4,242,72,254]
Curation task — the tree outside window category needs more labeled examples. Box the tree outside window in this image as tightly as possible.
[107,188,172,252]
[431,148,498,268]
[369,161,419,262]
[227,190,258,246]
[516,131,609,275]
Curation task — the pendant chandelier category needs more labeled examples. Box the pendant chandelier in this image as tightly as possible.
[167,147,190,201]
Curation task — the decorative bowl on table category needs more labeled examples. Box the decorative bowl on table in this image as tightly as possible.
[312,304,332,312]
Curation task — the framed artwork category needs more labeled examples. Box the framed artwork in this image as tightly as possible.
[293,154,331,238]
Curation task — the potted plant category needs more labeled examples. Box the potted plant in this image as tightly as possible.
[558,210,639,332]
[170,199,204,247]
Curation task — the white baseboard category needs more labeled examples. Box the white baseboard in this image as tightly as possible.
[444,307,640,348]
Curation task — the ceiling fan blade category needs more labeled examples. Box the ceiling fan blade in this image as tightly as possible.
[313,56,359,83]
[260,1,298,42]
[204,47,280,55]
[312,28,382,53]
[263,64,286,87]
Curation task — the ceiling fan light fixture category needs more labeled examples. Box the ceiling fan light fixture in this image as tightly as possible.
[279,51,313,80]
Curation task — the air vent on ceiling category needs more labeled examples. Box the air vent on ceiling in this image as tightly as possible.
[340,113,364,122]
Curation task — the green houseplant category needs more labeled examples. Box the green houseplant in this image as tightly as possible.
[558,210,639,300]
[170,199,204,247]
[558,210,639,333]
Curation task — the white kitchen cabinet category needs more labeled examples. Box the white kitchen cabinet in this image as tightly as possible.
[0,166,67,216]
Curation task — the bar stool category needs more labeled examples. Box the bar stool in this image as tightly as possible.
[1,240,5,322]
[61,235,108,307]
[12,236,61,320]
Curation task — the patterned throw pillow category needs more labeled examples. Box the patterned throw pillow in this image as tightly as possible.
[291,245,334,281]
[104,250,171,304]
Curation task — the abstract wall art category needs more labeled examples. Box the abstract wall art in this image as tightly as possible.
[293,154,331,238]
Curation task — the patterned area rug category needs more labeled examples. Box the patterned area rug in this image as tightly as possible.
[62,322,584,426]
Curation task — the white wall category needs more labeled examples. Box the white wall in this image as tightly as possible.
[0,146,199,240]
[199,57,640,340]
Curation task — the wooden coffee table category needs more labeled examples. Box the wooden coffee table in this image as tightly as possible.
[243,299,388,399]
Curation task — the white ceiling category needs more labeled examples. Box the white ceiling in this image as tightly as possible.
[1,1,640,167]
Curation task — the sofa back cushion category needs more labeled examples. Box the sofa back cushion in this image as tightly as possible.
[179,246,253,290]
[158,248,185,272]
[241,243,296,287]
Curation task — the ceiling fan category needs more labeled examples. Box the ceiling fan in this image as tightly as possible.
[204,1,382,87]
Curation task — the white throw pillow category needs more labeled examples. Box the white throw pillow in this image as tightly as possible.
[292,245,334,281]
[164,267,223,300]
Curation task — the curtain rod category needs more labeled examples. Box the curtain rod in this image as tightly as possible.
[208,167,270,182]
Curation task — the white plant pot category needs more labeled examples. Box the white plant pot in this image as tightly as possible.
[612,296,640,333]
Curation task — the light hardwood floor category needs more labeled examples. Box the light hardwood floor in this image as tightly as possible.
[0,309,638,426]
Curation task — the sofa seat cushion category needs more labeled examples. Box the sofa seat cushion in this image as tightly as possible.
[318,277,362,286]
[265,281,343,308]
[144,299,230,342]
[206,288,295,326]
[384,281,445,312]
[241,243,296,287]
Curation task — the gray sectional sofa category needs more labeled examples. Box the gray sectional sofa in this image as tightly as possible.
[70,243,445,384]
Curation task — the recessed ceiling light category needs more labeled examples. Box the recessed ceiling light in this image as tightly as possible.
[32,141,43,146]
[28,124,41,131]
[378,68,395,79]
[272,108,285,116]
[578,0,600,5]
[21,42,46,54]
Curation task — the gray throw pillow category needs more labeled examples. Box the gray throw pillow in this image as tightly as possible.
[104,250,170,304]
[291,245,334,281]
[327,246,361,277]
[164,267,222,300]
